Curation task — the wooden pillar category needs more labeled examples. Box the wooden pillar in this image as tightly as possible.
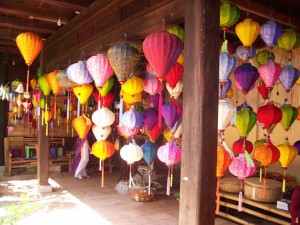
[37,49,49,186]
[179,0,219,224]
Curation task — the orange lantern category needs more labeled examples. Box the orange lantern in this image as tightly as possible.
[72,114,92,139]
[30,77,37,90]
[46,70,62,119]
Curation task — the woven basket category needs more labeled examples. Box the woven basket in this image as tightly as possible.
[244,177,282,203]
[220,177,240,193]
[130,186,155,202]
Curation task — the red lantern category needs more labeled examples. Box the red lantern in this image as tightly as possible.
[93,91,114,108]
[232,137,253,154]
[257,78,270,100]
[257,101,282,133]
[165,62,183,89]
[146,124,162,142]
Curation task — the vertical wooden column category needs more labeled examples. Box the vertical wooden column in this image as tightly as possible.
[179,0,219,224]
[37,49,49,185]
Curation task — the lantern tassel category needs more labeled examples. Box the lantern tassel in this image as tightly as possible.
[148,167,151,195]
[216,177,221,214]
[101,160,104,188]
[119,98,123,126]
[263,167,267,199]
[282,169,286,193]
[99,159,102,171]
[238,190,243,212]
[26,66,30,93]
[129,164,132,188]
[166,166,171,196]
[170,166,173,187]
[259,166,262,182]
[158,93,162,128]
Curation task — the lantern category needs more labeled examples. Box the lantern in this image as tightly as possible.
[235,19,260,49]
[255,50,275,66]
[38,75,51,96]
[253,137,280,199]
[259,60,282,89]
[121,108,144,130]
[277,141,297,192]
[143,31,183,81]
[221,79,232,98]
[277,29,297,51]
[218,99,235,134]
[260,20,282,50]
[143,108,158,131]
[257,78,269,100]
[157,140,181,195]
[257,101,282,133]
[234,63,259,94]
[30,78,37,90]
[144,76,164,96]
[92,107,115,127]
[118,125,140,139]
[145,93,159,108]
[120,140,143,187]
[232,137,253,154]
[57,69,77,91]
[162,100,182,128]
[121,76,144,97]
[220,1,240,29]
[146,124,163,142]
[67,61,93,85]
[177,51,184,65]
[280,104,298,131]
[229,153,256,211]
[293,140,300,155]
[279,64,300,92]
[92,125,112,141]
[165,62,183,89]
[219,52,236,85]
[86,53,114,89]
[73,84,93,116]
[97,76,115,97]
[166,25,184,42]
[72,114,92,139]
[107,43,140,84]
[166,81,183,100]
[120,90,142,104]
[235,106,257,138]
[93,91,114,108]
[46,70,62,119]
[44,111,52,136]
[236,45,256,63]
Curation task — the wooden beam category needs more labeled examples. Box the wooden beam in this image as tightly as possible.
[36,0,86,11]
[0,21,55,34]
[179,0,219,224]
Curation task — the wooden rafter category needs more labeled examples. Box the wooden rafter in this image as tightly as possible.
[36,0,86,11]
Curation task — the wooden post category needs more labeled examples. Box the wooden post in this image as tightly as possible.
[179,0,219,224]
[37,49,49,186]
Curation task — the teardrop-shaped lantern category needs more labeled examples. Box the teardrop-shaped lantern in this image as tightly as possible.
[92,125,112,141]
[121,108,144,130]
[235,19,260,49]
[235,106,257,138]
[257,78,269,100]
[218,99,235,134]
[72,114,92,139]
[144,76,164,96]
[220,1,240,29]
[257,101,282,132]
[141,141,158,165]
[73,84,93,105]
[232,137,253,154]
[143,108,158,131]
[86,53,114,89]
[92,107,115,127]
[260,20,282,50]
[146,124,163,142]
[234,63,259,94]
[67,61,93,85]
[121,76,144,96]
[93,91,114,108]
[38,75,51,96]
[167,25,184,42]
[279,64,300,92]
[46,70,62,95]
[162,100,182,128]
[280,104,298,131]
[107,43,140,84]
[165,62,183,89]
[236,45,256,62]
[30,78,37,90]
[166,80,183,99]
[219,52,236,85]
[143,31,183,81]
[277,29,297,51]
[56,69,78,91]
[259,60,282,89]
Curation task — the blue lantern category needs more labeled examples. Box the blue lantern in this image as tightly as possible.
[219,52,236,85]
[236,45,256,62]
[260,20,282,49]
[141,141,158,165]
[279,64,300,92]
[121,108,144,130]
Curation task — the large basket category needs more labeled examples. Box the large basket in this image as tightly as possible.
[244,177,282,203]
[220,177,240,193]
[130,186,155,202]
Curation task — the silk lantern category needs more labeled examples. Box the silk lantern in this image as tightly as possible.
[118,125,140,139]
[157,140,181,195]
[257,78,269,100]
[280,104,298,131]
[219,52,236,85]
[144,76,164,96]
[16,32,43,93]
[30,78,37,90]
[221,79,232,98]
[218,99,235,134]
[162,100,182,128]
[143,108,158,131]
[98,76,115,97]
[143,31,184,81]
[220,1,240,30]
[259,60,282,89]
[146,124,163,142]
[277,29,297,51]
[57,69,77,91]
[121,108,144,130]
[257,101,282,133]
[253,137,280,199]
[166,81,183,99]
[121,76,144,97]
[46,70,62,119]
[229,154,256,212]
[235,19,260,49]
[277,141,298,192]
[167,25,184,42]
[260,20,282,49]
[293,140,300,155]
[72,114,92,139]
[73,84,93,116]
[120,90,142,104]
[234,63,259,94]
[236,45,256,62]
[120,140,143,187]
[235,106,257,138]
[166,62,183,89]
[232,137,253,154]
[216,144,233,213]
[86,53,114,89]
[107,43,140,84]
[92,107,115,127]
[38,75,51,96]
[93,91,114,108]
[92,125,112,141]
[279,64,300,92]
[67,61,93,85]
[255,50,275,66]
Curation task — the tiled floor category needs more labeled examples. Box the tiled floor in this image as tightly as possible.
[0,171,237,225]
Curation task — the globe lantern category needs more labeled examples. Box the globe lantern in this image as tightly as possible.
[121,107,144,131]
[118,125,140,139]
[219,52,236,85]
[259,60,282,89]
[92,107,115,127]
[144,76,164,96]
[255,50,275,66]
[120,90,142,105]
[232,137,253,154]
[218,99,235,134]
[277,29,297,51]
[121,76,144,97]
[280,104,298,131]
[220,1,240,30]
[236,45,256,62]
[67,61,93,85]
[257,101,282,133]
[92,125,112,141]
[235,19,260,49]
[260,20,282,50]
[234,63,259,94]
[167,25,184,42]
[235,106,257,138]
[279,64,300,92]
[93,91,114,108]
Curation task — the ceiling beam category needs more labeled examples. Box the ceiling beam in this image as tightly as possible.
[0,21,56,34]
[36,0,86,11]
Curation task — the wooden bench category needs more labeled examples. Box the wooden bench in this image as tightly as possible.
[216,192,291,225]
[4,137,73,176]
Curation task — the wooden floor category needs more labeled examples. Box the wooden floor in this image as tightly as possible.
[0,171,237,225]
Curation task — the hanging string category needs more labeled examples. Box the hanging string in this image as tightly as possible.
[101,160,105,188]
[161,18,166,31]
[216,177,221,214]
[166,166,171,196]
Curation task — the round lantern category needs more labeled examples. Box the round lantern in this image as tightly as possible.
[121,76,144,96]
[257,101,282,133]
[277,29,297,51]
[86,53,114,89]
[57,69,77,91]
[218,99,235,134]
[118,125,140,139]
[107,43,140,84]
[279,64,300,92]
[162,100,182,128]
[280,104,298,131]
[165,62,183,89]
[120,90,142,104]
[143,108,158,131]
[257,78,269,100]
[167,25,184,42]
[143,31,184,81]
[93,91,114,108]
[259,60,282,89]
[92,125,112,141]
[255,50,275,66]
[219,52,236,85]
[236,45,256,62]
[67,61,93,85]
[92,107,115,127]
[166,81,183,99]
[260,20,282,49]
[220,1,240,29]
[235,19,260,49]
[232,137,253,154]
[277,141,297,192]
[144,76,164,96]
[235,106,257,138]
[121,108,144,130]
[234,63,259,94]
[72,114,92,139]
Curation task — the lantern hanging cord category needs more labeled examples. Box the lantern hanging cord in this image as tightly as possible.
[26,65,30,93]
[80,51,85,61]
[161,18,166,31]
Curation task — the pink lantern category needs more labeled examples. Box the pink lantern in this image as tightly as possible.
[67,61,93,85]
[259,60,282,89]
[229,154,256,212]
[157,140,181,195]
[143,31,184,81]
[144,76,164,96]
[86,53,114,89]
[165,62,183,89]
[118,125,140,139]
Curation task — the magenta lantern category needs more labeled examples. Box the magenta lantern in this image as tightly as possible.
[259,60,282,89]
[234,63,259,94]
[162,99,182,128]
[143,108,158,131]
[144,76,164,96]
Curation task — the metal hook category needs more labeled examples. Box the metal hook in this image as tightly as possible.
[81,51,85,61]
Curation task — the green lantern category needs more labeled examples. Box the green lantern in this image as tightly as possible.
[235,107,257,138]
[167,25,184,42]
[254,138,267,147]
[96,76,115,97]
[38,74,51,96]
[280,104,298,131]
[277,29,297,51]
[293,32,300,49]
[255,50,275,66]
[220,1,240,29]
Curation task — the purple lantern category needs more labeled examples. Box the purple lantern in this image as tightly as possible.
[260,20,282,49]
[121,109,144,130]
[171,116,182,134]
[293,140,300,155]
[219,52,236,85]
[234,63,259,94]
[145,93,159,108]
[236,45,256,62]
[67,61,93,85]
[162,100,182,128]
[279,64,300,92]
[221,79,232,97]
[259,60,282,89]
[143,108,158,131]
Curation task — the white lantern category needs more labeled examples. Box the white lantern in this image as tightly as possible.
[120,142,143,164]
[92,125,112,141]
[166,80,183,99]
[92,107,115,127]
[218,99,235,133]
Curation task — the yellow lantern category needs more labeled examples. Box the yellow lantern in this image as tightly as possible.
[235,19,260,49]
[177,51,184,66]
[73,84,93,105]
[121,76,144,96]
[163,128,172,142]
[277,29,297,51]
[30,78,37,90]
[46,70,62,120]
[120,90,141,104]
